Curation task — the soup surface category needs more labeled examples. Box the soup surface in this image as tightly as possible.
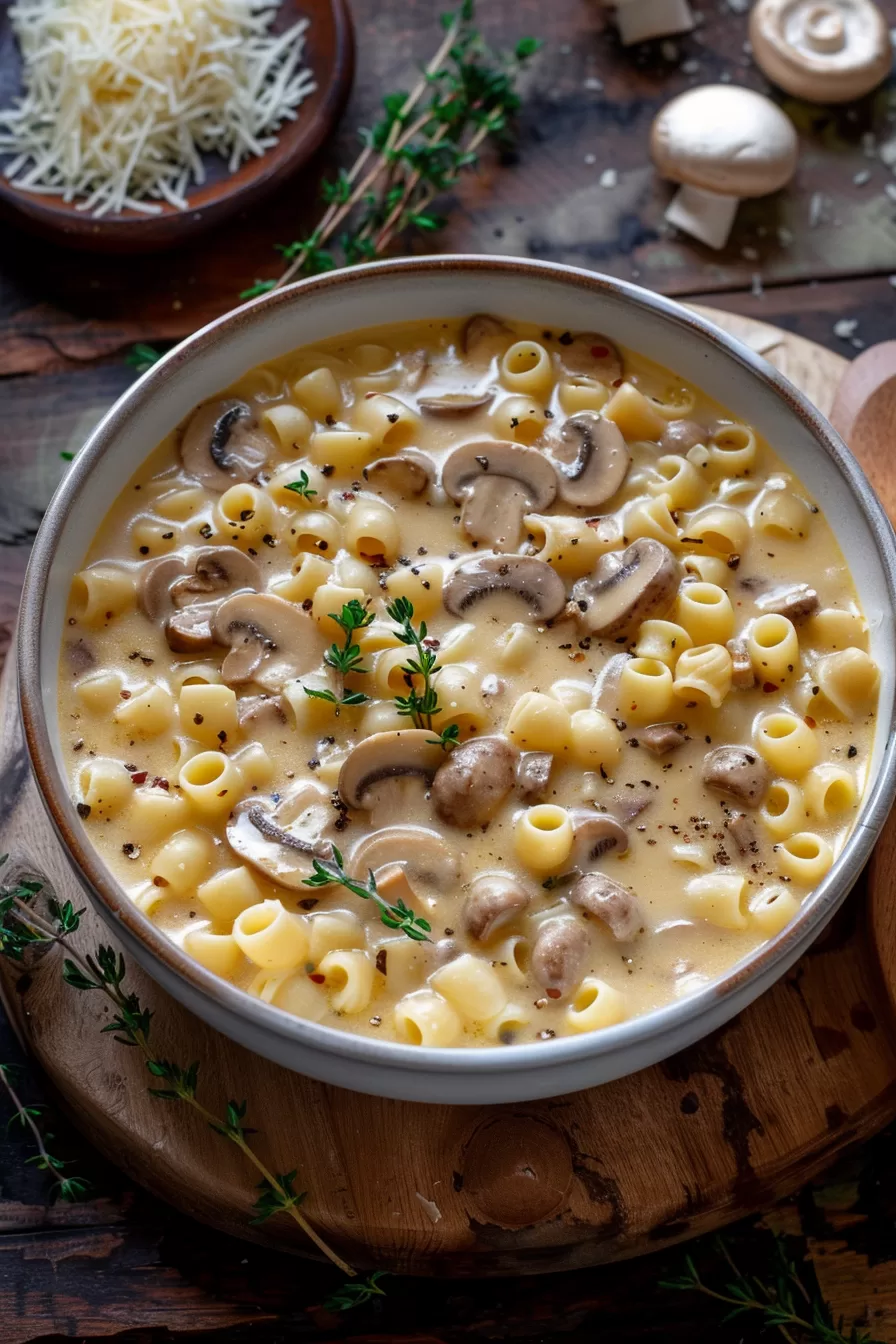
[58,316,880,1048]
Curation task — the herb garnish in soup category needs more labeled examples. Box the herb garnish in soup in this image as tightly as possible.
[59,317,880,1047]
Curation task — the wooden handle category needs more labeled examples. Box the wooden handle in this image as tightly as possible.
[829,341,896,523]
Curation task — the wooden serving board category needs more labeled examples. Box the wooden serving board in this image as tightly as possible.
[3,308,896,1278]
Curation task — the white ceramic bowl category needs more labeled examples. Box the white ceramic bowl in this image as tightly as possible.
[18,256,896,1104]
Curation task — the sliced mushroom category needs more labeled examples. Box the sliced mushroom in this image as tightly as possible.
[180,398,271,492]
[725,810,759,856]
[552,413,630,510]
[441,440,558,551]
[443,556,567,622]
[237,695,288,729]
[570,872,642,941]
[610,793,652,825]
[363,450,434,498]
[226,784,334,889]
[66,639,95,674]
[754,584,820,623]
[166,603,218,654]
[570,812,629,869]
[349,824,460,887]
[516,751,553,803]
[464,873,531,942]
[138,546,261,623]
[727,638,756,690]
[418,390,495,416]
[557,333,623,384]
[461,313,512,358]
[639,722,687,756]
[338,730,446,810]
[660,419,710,453]
[573,539,681,638]
[703,745,769,808]
[531,920,588,999]
[431,736,517,828]
[213,592,324,691]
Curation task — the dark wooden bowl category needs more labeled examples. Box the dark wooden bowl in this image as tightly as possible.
[0,0,354,252]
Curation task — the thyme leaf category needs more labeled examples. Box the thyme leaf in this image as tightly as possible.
[303,846,432,942]
[303,599,374,709]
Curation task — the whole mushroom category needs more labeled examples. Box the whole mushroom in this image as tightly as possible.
[569,812,629,868]
[179,398,272,491]
[750,0,891,103]
[703,745,770,808]
[531,920,588,999]
[137,546,262,654]
[349,824,460,887]
[441,440,558,551]
[463,873,532,943]
[570,872,643,942]
[650,86,799,250]
[431,736,518,828]
[363,450,434,498]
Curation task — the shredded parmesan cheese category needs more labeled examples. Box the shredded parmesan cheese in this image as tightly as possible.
[0,0,316,216]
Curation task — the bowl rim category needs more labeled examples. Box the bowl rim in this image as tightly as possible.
[18,254,896,1079]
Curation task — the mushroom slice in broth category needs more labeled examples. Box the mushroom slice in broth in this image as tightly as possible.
[349,825,460,890]
[573,538,681,638]
[180,398,272,491]
[552,412,630,510]
[226,785,335,890]
[441,440,558,552]
[213,592,324,691]
[338,730,446,811]
[442,556,567,621]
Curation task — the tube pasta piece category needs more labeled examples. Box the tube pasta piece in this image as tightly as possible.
[496,622,537,669]
[558,377,610,414]
[634,619,692,669]
[760,780,805,839]
[514,804,574,872]
[754,487,814,540]
[523,512,610,576]
[549,679,592,714]
[506,692,571,752]
[75,670,125,713]
[318,949,375,1014]
[197,865,263,922]
[344,498,400,563]
[708,424,756,476]
[803,766,858,821]
[394,990,462,1046]
[499,340,554,397]
[672,643,732,709]
[293,367,342,421]
[776,832,833,884]
[755,712,819,777]
[214,484,276,547]
[352,394,420,449]
[647,454,706,510]
[429,663,489,739]
[311,583,368,641]
[183,927,242,977]
[113,684,176,736]
[154,485,207,521]
[676,583,735,645]
[746,613,800,685]
[491,394,549,444]
[808,608,869,652]
[681,504,750,557]
[265,461,327,506]
[686,872,748,930]
[232,743,275,790]
[289,508,342,557]
[125,788,189,844]
[623,497,681,548]
[603,381,666,440]
[484,1002,532,1043]
[70,564,136,626]
[150,828,215,894]
[565,977,626,1033]
[682,555,731,587]
[383,563,443,616]
[178,684,238,749]
[261,403,314,450]
[814,648,879,719]
[671,842,712,871]
[233,899,310,970]
[249,969,328,1022]
[749,885,799,936]
[308,911,365,963]
[431,953,507,1021]
[130,519,179,558]
[77,758,133,817]
[618,657,675,724]
[179,750,245,816]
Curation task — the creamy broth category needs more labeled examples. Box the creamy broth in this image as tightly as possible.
[58,317,880,1048]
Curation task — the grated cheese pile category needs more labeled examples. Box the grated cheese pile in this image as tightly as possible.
[0,0,316,216]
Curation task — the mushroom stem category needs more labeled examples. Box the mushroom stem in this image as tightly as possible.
[615,0,694,44]
[665,183,740,251]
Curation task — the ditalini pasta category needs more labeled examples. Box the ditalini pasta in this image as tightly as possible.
[58,315,879,1048]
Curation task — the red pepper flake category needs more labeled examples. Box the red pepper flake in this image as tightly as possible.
[762,681,777,693]
[804,715,816,729]
[130,770,148,784]
[151,776,170,790]
[119,689,131,699]
[590,344,609,358]
[546,987,562,999]
[309,972,326,984]
[612,378,623,387]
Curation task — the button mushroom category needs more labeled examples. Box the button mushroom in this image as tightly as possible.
[556,333,623,384]
[238,695,288,729]
[727,638,756,690]
[443,556,567,622]
[551,413,630,510]
[180,398,272,492]
[463,873,531,943]
[569,811,629,869]
[639,722,687,756]
[213,592,324,691]
[570,872,642,941]
[441,440,558,552]
[226,784,335,889]
[418,390,495,416]
[725,810,760,857]
[349,824,460,888]
[602,0,694,46]
[363,450,434,498]
[573,539,681,638]
[461,313,512,358]
[650,86,799,251]
[660,419,710,453]
[138,546,261,624]
[754,584,820,623]
[516,751,554,803]
[338,730,446,811]
[703,745,770,808]
[531,920,588,999]
[749,0,891,103]
[431,736,517,828]
[166,603,219,654]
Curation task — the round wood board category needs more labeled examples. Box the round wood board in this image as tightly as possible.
[3,307,896,1278]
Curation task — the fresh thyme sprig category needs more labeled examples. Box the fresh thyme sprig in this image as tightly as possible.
[304,847,432,943]
[284,470,317,501]
[304,599,374,709]
[662,1234,882,1344]
[0,860,359,1287]
[384,596,456,751]
[0,1061,91,1202]
[323,1269,389,1313]
[124,343,163,374]
[240,3,540,298]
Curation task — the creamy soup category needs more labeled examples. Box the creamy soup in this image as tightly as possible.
[58,316,880,1048]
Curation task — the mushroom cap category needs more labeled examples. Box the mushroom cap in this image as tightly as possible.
[531,919,588,998]
[363,450,434,497]
[515,751,554,803]
[441,440,558,552]
[431,736,518,829]
[552,413,630,510]
[338,730,446,810]
[461,313,512,358]
[418,390,495,416]
[349,824,460,887]
[180,398,272,492]
[138,546,261,622]
[212,591,324,690]
[569,811,629,869]
[442,556,567,622]
[463,873,532,942]
[226,785,334,889]
[703,745,770,808]
[749,0,890,102]
[557,333,623,385]
[650,86,799,197]
[573,539,681,638]
[570,872,642,942]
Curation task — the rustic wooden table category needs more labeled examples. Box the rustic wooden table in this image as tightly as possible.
[4,0,896,1338]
